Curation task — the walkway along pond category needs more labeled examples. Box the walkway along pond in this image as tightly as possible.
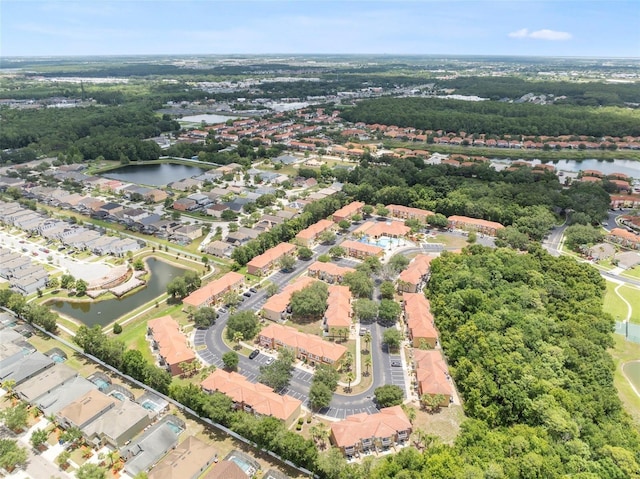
[49,257,187,327]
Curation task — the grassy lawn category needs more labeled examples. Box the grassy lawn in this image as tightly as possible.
[411,404,466,445]
[431,234,468,249]
[619,284,640,324]
[609,335,640,429]
[622,266,640,280]
[603,281,631,323]
[115,319,155,363]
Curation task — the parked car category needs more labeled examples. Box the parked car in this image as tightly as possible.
[359,328,368,336]
[243,291,252,298]
[219,307,228,314]
[391,361,402,367]
[249,349,260,360]
[265,357,275,365]
[249,287,258,293]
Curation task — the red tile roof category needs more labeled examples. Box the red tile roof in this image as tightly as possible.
[398,254,433,287]
[330,406,412,448]
[259,323,346,363]
[147,315,195,367]
[296,219,334,241]
[325,285,352,329]
[332,201,365,221]
[247,243,296,271]
[183,272,244,308]
[262,276,317,316]
[340,240,384,256]
[414,349,453,397]
[403,293,437,342]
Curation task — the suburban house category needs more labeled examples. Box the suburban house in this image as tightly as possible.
[413,349,453,407]
[324,285,352,337]
[182,272,245,309]
[386,204,434,224]
[330,406,412,457]
[56,389,116,430]
[83,399,153,447]
[295,219,335,247]
[340,240,384,259]
[447,215,504,236]
[353,220,411,239]
[259,323,346,368]
[15,363,77,403]
[204,460,247,479]
[609,228,640,249]
[247,242,296,276]
[398,254,433,293]
[35,376,97,416]
[332,201,365,223]
[204,240,233,258]
[147,315,196,376]
[172,198,197,211]
[403,293,438,348]
[261,276,316,322]
[0,351,54,386]
[307,261,355,284]
[148,436,217,479]
[201,369,302,427]
[121,415,183,477]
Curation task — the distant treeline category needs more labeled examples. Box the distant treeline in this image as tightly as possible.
[340,97,640,137]
[438,76,640,106]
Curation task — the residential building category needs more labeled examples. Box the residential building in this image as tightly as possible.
[247,242,296,276]
[57,389,116,430]
[340,240,384,259]
[183,272,245,309]
[83,398,153,447]
[353,220,411,239]
[332,201,365,223]
[261,276,316,322]
[173,198,197,211]
[386,204,434,224]
[295,219,335,247]
[149,436,217,479]
[403,293,438,348]
[413,349,453,406]
[324,285,352,337]
[447,215,505,236]
[15,363,77,403]
[204,460,247,479]
[36,376,97,415]
[609,228,640,249]
[201,370,302,427]
[398,255,433,293]
[147,315,196,376]
[330,406,412,457]
[0,351,54,386]
[204,240,233,258]
[307,261,355,284]
[259,323,346,368]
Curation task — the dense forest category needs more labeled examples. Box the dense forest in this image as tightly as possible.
[340,97,640,137]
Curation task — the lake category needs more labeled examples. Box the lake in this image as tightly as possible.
[103,163,207,187]
[49,258,187,327]
[179,113,240,124]
[540,159,640,179]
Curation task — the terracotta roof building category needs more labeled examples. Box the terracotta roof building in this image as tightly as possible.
[247,243,296,276]
[609,228,640,249]
[403,293,438,348]
[261,276,316,322]
[307,261,355,284]
[353,220,411,239]
[414,349,453,406]
[324,285,352,337]
[332,201,365,223]
[398,254,433,293]
[340,240,384,259]
[330,406,412,457]
[447,215,504,236]
[183,272,244,309]
[386,205,434,224]
[259,323,346,368]
[147,315,196,376]
[295,219,334,246]
[201,370,301,427]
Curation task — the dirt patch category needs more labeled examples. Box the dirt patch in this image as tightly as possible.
[411,404,465,445]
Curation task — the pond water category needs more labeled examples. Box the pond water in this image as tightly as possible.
[49,258,187,327]
[539,159,640,179]
[623,361,640,396]
[103,163,207,187]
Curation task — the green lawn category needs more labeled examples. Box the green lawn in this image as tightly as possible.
[116,319,154,363]
[622,267,640,280]
[610,335,640,429]
[604,281,640,324]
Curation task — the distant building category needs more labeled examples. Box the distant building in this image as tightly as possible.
[247,242,296,276]
[182,272,244,308]
[397,254,433,293]
[413,349,453,406]
[447,215,504,236]
[403,293,438,349]
[386,204,434,224]
[340,240,384,259]
[332,201,365,223]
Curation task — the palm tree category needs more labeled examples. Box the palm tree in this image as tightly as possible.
[363,331,372,353]
[345,372,355,392]
[364,356,372,377]
[106,449,118,467]
[233,331,244,350]
[343,352,353,371]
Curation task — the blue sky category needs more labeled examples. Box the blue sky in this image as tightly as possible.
[2,1,639,58]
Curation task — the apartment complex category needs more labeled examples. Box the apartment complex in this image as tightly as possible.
[247,242,296,276]
[182,272,245,309]
[403,293,438,349]
[398,254,433,293]
[147,315,196,376]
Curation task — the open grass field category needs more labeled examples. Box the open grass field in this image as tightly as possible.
[610,335,640,429]
[604,280,640,324]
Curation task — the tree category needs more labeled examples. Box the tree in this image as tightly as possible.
[427,213,449,228]
[221,209,238,221]
[133,258,145,271]
[319,230,337,244]
[363,331,372,353]
[226,311,260,342]
[380,281,396,300]
[297,246,314,261]
[259,349,295,390]
[374,384,404,407]
[192,307,217,329]
[60,273,75,289]
[222,351,239,370]
[328,246,345,259]
[183,270,202,293]
[75,278,88,295]
[1,401,28,432]
[357,255,382,275]
[337,220,351,232]
[382,328,403,351]
[376,205,389,217]
[0,440,27,472]
[222,290,241,308]
[266,282,279,297]
[167,276,187,298]
[279,254,297,272]
[363,355,372,376]
[342,352,353,371]
[389,254,410,273]
[290,282,329,321]
[354,298,378,323]
[309,382,333,410]
[378,299,401,324]
[30,428,49,450]
[317,254,331,263]
[47,277,60,289]
[171,210,181,221]
[60,426,83,447]
[56,450,71,469]
[351,213,362,223]
[345,371,355,392]
[362,205,374,217]
[232,331,244,350]
[113,322,123,334]
[75,463,107,479]
[421,393,446,413]
[564,224,604,252]
[343,271,374,298]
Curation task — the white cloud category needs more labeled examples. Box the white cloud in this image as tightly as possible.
[508,28,572,41]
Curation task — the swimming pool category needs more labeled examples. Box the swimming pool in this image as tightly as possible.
[165,421,183,435]
[92,379,110,391]
[361,236,396,248]
[109,391,126,401]
[229,455,256,476]
[50,353,66,363]
[141,400,161,412]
